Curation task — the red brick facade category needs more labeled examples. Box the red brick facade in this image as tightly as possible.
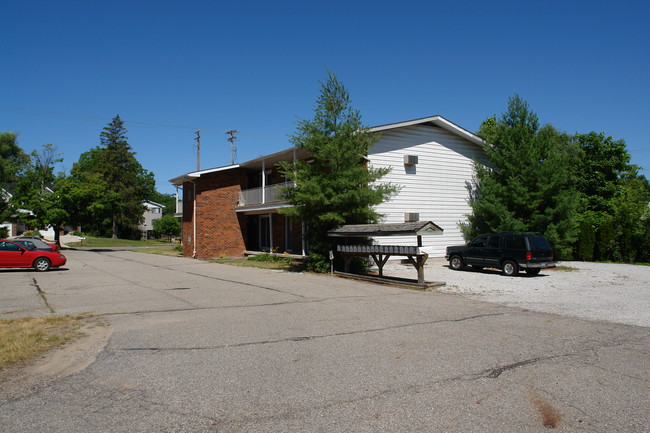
[180,168,303,259]
[181,169,248,259]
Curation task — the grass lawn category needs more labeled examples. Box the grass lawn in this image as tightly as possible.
[135,244,183,256]
[0,315,93,370]
[213,256,307,272]
[66,236,178,249]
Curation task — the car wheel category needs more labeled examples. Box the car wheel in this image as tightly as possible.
[502,260,518,276]
[450,255,464,271]
[525,268,541,276]
[34,257,51,272]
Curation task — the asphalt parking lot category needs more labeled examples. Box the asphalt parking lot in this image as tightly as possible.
[1,249,649,432]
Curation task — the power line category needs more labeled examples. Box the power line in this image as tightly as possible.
[0,104,220,133]
[0,104,289,143]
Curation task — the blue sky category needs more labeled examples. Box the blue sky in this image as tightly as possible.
[2,0,649,195]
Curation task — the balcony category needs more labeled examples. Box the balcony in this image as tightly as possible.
[237,181,293,207]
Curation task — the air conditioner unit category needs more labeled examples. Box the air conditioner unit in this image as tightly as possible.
[404,213,419,222]
[404,155,418,166]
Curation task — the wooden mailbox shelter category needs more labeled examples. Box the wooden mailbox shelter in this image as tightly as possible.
[327,221,443,285]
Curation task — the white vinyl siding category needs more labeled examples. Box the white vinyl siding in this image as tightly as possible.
[369,124,488,257]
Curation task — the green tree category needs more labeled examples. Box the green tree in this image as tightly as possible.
[467,95,580,259]
[0,132,29,221]
[609,176,650,262]
[278,71,397,272]
[10,144,65,244]
[71,115,155,238]
[573,132,649,262]
[152,214,181,242]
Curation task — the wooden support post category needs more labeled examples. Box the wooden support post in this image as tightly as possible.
[344,254,353,272]
[371,254,391,277]
[406,254,428,284]
[416,253,428,284]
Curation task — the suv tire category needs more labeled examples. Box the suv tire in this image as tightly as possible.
[502,260,518,276]
[449,255,464,271]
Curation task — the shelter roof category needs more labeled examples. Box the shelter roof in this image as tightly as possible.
[327,221,443,237]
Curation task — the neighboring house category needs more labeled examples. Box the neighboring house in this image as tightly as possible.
[139,201,165,239]
[0,188,30,237]
[169,116,487,259]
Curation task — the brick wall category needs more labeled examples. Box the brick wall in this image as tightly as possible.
[181,170,247,259]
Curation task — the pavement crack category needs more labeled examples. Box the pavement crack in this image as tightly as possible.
[185,271,308,299]
[481,357,547,378]
[94,251,308,300]
[31,277,55,313]
[116,312,506,352]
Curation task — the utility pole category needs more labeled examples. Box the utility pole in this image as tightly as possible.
[226,130,238,165]
[194,129,201,171]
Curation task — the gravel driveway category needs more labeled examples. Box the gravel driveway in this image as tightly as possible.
[382,259,650,328]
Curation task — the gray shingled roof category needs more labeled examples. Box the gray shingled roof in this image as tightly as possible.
[327,221,443,237]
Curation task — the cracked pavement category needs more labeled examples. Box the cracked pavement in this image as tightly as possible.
[1,249,649,432]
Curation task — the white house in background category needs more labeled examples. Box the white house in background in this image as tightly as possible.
[139,201,165,239]
[1,188,30,237]
[368,116,488,257]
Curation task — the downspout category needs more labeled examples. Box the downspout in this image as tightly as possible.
[189,180,197,258]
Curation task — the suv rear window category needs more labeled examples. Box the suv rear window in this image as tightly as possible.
[528,235,551,250]
[505,236,526,250]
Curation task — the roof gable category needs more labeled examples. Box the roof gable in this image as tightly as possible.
[370,115,484,147]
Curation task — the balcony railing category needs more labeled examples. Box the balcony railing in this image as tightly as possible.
[237,181,293,207]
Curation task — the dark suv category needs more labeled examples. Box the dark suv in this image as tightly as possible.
[445,233,555,276]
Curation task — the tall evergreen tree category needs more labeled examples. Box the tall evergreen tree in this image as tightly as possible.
[279,71,397,272]
[71,115,155,238]
[467,95,580,259]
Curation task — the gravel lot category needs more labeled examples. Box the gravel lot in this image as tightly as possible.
[382,259,650,328]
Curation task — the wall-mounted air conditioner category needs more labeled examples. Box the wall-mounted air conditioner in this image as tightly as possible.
[404,155,418,166]
[404,213,419,222]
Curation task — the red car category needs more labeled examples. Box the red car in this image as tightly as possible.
[0,240,67,271]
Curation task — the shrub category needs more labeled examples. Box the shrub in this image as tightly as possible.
[248,253,293,264]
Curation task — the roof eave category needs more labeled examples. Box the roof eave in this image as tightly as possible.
[169,164,240,185]
[370,115,485,147]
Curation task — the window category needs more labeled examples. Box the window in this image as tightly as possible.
[487,236,502,248]
[470,236,488,248]
[505,236,526,250]
[0,242,21,251]
[152,208,161,214]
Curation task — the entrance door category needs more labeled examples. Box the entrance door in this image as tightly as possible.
[259,215,271,251]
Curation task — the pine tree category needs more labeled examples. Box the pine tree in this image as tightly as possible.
[467,95,580,259]
[71,115,155,238]
[279,71,397,271]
